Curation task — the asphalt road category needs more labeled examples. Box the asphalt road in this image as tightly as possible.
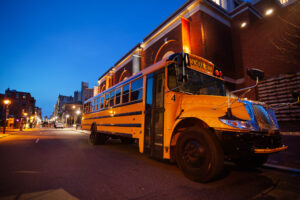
[0,128,299,200]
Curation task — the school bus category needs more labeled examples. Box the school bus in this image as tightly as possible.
[82,52,287,182]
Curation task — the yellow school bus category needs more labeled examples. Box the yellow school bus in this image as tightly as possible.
[82,52,287,182]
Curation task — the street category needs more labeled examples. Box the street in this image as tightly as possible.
[0,128,299,200]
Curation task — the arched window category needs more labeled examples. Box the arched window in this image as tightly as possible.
[119,69,128,83]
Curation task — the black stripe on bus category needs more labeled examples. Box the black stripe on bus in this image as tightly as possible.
[85,111,142,120]
[85,99,143,114]
[113,99,143,109]
[96,123,141,128]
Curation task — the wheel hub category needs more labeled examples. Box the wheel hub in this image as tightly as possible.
[183,140,206,166]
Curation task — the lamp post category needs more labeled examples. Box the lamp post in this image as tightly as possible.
[3,99,11,134]
[66,114,70,127]
[75,110,81,129]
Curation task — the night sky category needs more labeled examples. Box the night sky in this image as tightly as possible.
[0,0,185,117]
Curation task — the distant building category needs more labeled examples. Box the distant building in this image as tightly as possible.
[74,90,81,103]
[52,81,94,122]
[54,95,74,121]
[81,82,94,102]
[61,103,82,126]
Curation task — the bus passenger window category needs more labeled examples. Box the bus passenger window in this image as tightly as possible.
[98,98,100,110]
[110,91,115,107]
[105,93,110,108]
[115,88,121,105]
[100,96,104,109]
[131,78,143,101]
[94,99,98,111]
[122,84,130,104]
[90,101,93,112]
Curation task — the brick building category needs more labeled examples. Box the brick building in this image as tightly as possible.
[0,88,39,128]
[96,0,299,130]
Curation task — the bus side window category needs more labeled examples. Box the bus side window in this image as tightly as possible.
[105,93,110,108]
[95,98,98,111]
[115,88,121,105]
[110,90,115,107]
[90,101,93,112]
[100,96,104,109]
[122,84,130,104]
[131,78,143,101]
[97,97,100,110]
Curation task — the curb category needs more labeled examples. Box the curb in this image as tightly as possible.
[0,134,11,139]
[74,130,90,135]
[281,132,300,136]
[263,163,300,174]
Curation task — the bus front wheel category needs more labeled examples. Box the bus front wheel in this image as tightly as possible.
[175,127,224,182]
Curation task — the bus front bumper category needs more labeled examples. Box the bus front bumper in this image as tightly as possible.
[217,130,287,156]
[254,145,288,154]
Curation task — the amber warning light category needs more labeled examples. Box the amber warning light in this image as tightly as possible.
[181,17,191,54]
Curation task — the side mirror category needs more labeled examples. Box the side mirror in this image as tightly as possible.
[247,68,264,82]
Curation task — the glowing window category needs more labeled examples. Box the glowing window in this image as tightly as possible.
[211,0,226,9]
[279,0,288,4]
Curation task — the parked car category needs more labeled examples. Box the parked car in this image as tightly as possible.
[54,122,64,129]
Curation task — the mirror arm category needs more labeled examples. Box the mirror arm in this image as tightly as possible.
[227,77,259,110]
[231,78,259,95]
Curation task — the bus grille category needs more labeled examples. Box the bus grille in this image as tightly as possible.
[252,104,275,130]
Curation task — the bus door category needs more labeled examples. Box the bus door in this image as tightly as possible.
[144,69,165,159]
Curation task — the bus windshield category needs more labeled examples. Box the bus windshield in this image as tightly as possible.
[168,64,226,96]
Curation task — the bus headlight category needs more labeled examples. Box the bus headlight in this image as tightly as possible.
[219,119,255,130]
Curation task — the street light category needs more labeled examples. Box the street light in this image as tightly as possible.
[66,114,70,127]
[75,110,81,129]
[3,99,11,134]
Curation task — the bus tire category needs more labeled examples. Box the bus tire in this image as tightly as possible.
[233,154,268,169]
[120,137,135,144]
[89,132,99,145]
[89,124,107,145]
[175,127,224,182]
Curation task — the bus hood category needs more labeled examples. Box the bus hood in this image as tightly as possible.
[180,95,250,120]
[179,95,279,131]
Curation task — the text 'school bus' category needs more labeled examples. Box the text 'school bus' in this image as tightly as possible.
[82,53,287,182]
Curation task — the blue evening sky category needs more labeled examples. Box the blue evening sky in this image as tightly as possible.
[0,0,185,117]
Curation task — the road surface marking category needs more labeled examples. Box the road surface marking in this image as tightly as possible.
[35,138,39,143]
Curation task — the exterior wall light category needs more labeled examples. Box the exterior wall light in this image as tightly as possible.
[241,22,247,28]
[265,9,274,16]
